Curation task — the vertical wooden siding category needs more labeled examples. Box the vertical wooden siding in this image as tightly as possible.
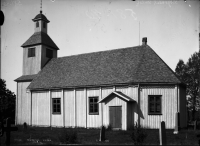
[140,86,176,129]
[17,82,31,125]
[51,90,63,127]
[32,91,50,126]
[64,90,75,127]
[76,89,86,127]
[23,45,42,75]
[87,88,101,128]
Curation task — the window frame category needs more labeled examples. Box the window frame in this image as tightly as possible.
[46,48,53,58]
[28,48,35,57]
[52,98,61,114]
[148,95,162,115]
[89,96,99,115]
[43,22,46,28]
[36,21,39,28]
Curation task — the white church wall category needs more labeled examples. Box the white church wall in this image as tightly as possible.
[140,86,176,129]
[64,89,75,127]
[32,91,50,126]
[16,82,31,125]
[51,90,63,127]
[87,88,102,128]
[76,89,87,127]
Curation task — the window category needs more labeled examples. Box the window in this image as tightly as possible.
[52,98,61,114]
[36,21,39,28]
[148,95,162,115]
[46,48,53,58]
[43,22,46,28]
[89,97,99,115]
[28,48,35,57]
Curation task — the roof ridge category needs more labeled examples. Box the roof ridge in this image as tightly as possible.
[56,45,144,59]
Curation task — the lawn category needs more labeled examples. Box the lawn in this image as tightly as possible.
[0,125,200,145]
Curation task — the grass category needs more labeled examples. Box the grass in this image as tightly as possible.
[0,125,200,145]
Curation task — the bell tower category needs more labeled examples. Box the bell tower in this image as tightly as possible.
[21,10,59,75]
[32,10,49,34]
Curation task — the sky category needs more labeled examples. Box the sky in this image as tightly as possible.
[1,0,199,94]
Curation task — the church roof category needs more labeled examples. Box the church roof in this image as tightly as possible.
[21,32,59,50]
[32,11,50,23]
[27,45,182,90]
[15,74,37,82]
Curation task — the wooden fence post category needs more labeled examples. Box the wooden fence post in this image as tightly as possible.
[159,121,166,145]
[99,126,105,141]
[174,112,179,134]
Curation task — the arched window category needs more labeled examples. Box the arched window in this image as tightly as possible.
[43,22,46,28]
[36,21,39,28]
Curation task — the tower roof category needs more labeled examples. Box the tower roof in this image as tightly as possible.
[21,32,59,50]
[32,11,50,23]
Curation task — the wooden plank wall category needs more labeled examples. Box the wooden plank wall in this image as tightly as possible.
[17,82,31,125]
[87,88,101,128]
[76,89,86,127]
[32,91,50,126]
[23,45,41,75]
[51,90,63,127]
[64,90,75,127]
[140,86,176,129]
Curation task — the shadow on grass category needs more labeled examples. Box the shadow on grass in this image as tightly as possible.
[0,125,199,145]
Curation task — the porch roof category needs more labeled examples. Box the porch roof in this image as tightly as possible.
[98,91,136,103]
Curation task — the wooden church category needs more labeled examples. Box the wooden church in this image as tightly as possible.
[15,11,187,130]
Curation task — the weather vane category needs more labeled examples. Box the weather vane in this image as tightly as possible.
[40,0,42,13]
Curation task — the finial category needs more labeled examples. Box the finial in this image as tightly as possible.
[40,0,42,13]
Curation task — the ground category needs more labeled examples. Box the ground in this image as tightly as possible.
[0,125,199,145]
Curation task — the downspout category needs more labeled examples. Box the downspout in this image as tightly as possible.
[30,90,32,126]
[49,89,51,127]
[15,83,18,125]
[62,89,65,127]
[85,88,87,128]
[138,84,140,127]
[100,87,103,126]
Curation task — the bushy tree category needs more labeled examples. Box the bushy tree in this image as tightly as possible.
[175,50,200,121]
[0,79,16,122]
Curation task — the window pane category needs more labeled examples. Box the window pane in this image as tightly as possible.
[36,22,39,27]
[150,96,154,102]
[32,48,35,56]
[156,96,160,103]
[94,98,98,103]
[150,103,154,112]
[57,99,60,104]
[156,104,160,112]
[57,107,60,112]
[90,98,93,103]
[53,99,56,104]
[46,49,53,58]
[43,22,46,28]
[90,106,93,112]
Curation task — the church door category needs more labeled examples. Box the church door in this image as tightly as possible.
[109,106,122,129]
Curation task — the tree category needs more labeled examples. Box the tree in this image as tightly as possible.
[175,50,200,121]
[0,79,16,122]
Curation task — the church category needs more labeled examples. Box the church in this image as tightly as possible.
[15,10,187,130]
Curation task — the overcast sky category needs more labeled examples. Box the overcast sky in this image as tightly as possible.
[1,0,199,93]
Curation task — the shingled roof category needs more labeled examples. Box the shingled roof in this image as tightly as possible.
[27,45,182,90]
[21,32,59,50]
[15,74,37,82]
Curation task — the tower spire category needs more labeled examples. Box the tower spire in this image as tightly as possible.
[40,0,42,14]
